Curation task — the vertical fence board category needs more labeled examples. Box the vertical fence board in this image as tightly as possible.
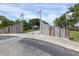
[0,23,23,34]
[40,21,68,39]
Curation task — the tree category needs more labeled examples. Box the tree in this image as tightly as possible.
[0,16,14,28]
[0,15,49,31]
[54,14,66,28]
[53,3,79,30]
[15,19,21,23]
[41,20,49,25]
[21,20,28,31]
[28,18,40,29]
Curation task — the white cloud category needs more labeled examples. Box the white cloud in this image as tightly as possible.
[42,14,59,25]
[0,4,67,24]
[60,5,69,14]
[0,3,74,25]
[0,4,32,18]
[0,4,40,21]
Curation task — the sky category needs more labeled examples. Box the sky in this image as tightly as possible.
[0,3,76,25]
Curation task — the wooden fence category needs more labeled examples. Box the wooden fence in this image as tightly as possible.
[40,21,69,38]
[0,22,23,34]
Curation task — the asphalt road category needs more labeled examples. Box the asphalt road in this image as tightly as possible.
[0,36,79,56]
[0,36,16,40]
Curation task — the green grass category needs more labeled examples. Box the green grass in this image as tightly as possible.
[69,30,79,41]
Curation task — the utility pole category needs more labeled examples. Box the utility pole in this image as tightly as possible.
[20,13,24,33]
[65,12,74,38]
[65,13,68,38]
[65,13,67,29]
[38,9,42,32]
[2,17,4,28]
[20,13,24,21]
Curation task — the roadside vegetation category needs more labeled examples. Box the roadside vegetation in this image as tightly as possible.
[0,16,40,32]
[53,3,79,41]
[0,16,48,32]
[69,30,79,41]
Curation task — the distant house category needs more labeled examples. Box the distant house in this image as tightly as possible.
[74,21,79,29]
[32,25,39,29]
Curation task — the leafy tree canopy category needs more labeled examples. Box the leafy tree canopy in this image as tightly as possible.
[54,3,79,30]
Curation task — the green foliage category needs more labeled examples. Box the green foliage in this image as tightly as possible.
[28,18,40,29]
[70,30,79,41]
[54,3,79,30]
[21,20,28,31]
[54,14,66,28]
[0,16,48,32]
[0,16,40,31]
[41,20,49,25]
[15,19,21,23]
[27,18,48,29]
[0,16,15,28]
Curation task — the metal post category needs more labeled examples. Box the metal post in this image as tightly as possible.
[38,9,42,33]
[65,13,69,38]
[20,13,24,33]
[65,13,67,29]
[2,18,3,28]
[40,9,41,31]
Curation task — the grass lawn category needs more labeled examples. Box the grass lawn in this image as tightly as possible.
[69,30,79,41]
